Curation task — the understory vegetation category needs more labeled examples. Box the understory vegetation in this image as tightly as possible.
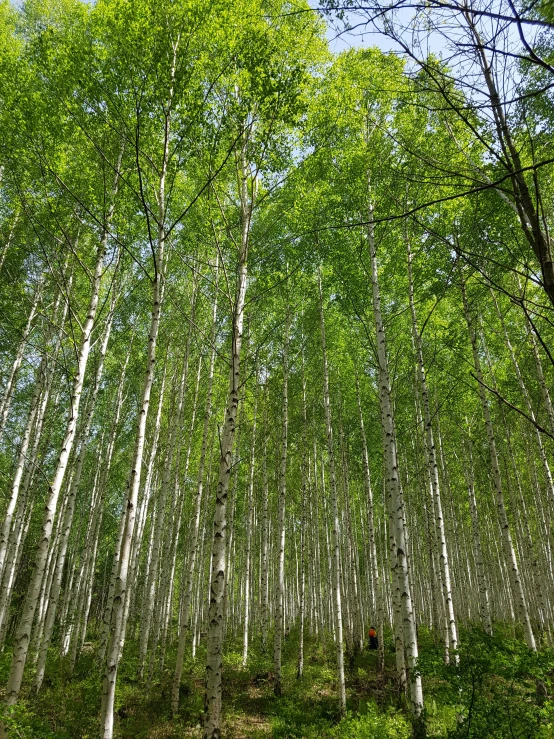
[2,626,553,738]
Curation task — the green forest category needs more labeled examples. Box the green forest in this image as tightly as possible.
[0,0,553,736]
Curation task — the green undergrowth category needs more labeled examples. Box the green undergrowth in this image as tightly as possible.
[0,624,553,737]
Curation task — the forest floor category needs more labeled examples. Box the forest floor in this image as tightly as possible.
[0,625,553,738]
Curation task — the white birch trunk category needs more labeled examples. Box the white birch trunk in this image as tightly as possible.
[491,290,554,513]
[0,209,18,275]
[260,392,270,651]
[99,57,175,729]
[242,390,257,667]
[297,351,308,679]
[355,374,385,671]
[149,350,203,681]
[99,263,165,735]
[0,357,44,592]
[461,278,536,650]
[274,320,288,697]
[68,339,131,666]
[0,285,40,445]
[138,351,189,678]
[318,270,346,714]
[3,233,108,711]
[203,140,252,739]
[0,363,57,643]
[34,294,116,691]
[171,326,216,708]
[407,238,458,660]
[367,194,423,717]
[0,280,67,604]
[524,310,554,436]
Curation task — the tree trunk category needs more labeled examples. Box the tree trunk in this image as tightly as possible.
[0,284,41,445]
[274,319,289,697]
[366,190,423,717]
[242,388,257,667]
[203,139,253,739]
[463,435,492,634]
[172,264,218,714]
[461,277,535,650]
[4,232,109,713]
[99,70,173,731]
[355,374,385,671]
[260,391,270,652]
[34,291,117,692]
[138,346,189,680]
[407,237,458,661]
[318,269,346,715]
[297,349,308,679]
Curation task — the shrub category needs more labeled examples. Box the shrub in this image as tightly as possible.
[417,624,554,738]
[330,703,411,739]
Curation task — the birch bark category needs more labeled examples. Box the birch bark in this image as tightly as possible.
[0,281,67,619]
[406,237,458,661]
[464,438,492,636]
[297,349,308,679]
[461,278,536,650]
[138,349,189,679]
[355,374,385,671]
[317,270,346,714]
[242,389,257,666]
[366,192,423,716]
[273,320,288,697]
[99,241,165,737]
[260,387,270,651]
[34,290,117,692]
[491,290,554,511]
[203,139,253,739]
[0,365,58,643]
[172,272,218,712]
[99,42,176,731]
[4,229,109,711]
[0,284,40,445]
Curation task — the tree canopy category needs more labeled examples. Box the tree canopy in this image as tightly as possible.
[0,1,554,737]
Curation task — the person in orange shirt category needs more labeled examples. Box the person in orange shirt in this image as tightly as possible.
[368,626,378,650]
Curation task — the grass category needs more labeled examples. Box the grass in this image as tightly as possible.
[0,624,553,737]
